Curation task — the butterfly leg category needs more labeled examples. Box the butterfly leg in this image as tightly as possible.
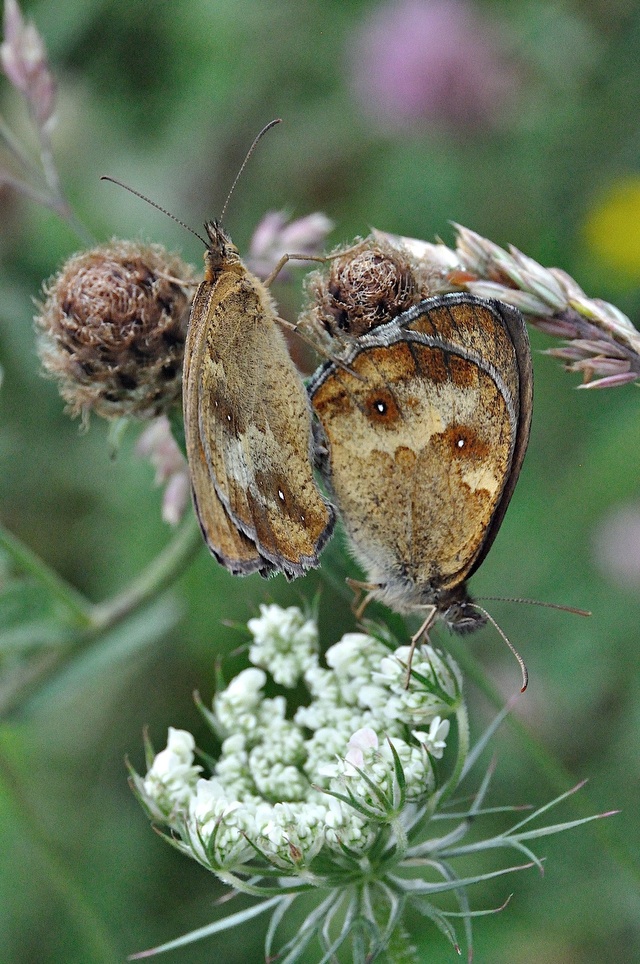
[264,253,328,288]
[274,312,354,372]
[346,577,382,621]
[403,606,437,689]
[264,241,370,288]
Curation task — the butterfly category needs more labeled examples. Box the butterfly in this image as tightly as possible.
[103,121,335,579]
[307,291,533,634]
[183,219,335,578]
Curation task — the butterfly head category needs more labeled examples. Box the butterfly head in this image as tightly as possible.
[436,583,488,635]
[203,220,241,282]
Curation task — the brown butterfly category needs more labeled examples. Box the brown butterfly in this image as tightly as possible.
[104,122,335,579]
[184,219,335,578]
[308,291,533,634]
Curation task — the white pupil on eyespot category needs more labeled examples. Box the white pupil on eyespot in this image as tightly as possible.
[227,414,231,422]
[278,489,285,502]
[457,438,465,448]
[376,402,385,413]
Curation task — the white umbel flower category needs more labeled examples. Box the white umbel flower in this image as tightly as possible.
[142,727,201,819]
[135,608,459,871]
[248,604,319,686]
[414,715,451,760]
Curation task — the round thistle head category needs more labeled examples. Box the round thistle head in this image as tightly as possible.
[301,235,435,341]
[35,240,196,421]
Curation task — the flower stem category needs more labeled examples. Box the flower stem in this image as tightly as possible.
[439,697,470,809]
[36,123,96,245]
[89,513,202,631]
[444,634,640,884]
[0,515,204,713]
[0,112,41,177]
[1,513,202,634]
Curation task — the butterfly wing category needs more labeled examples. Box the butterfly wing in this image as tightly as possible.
[183,282,273,575]
[400,294,533,579]
[308,294,531,603]
[189,271,334,578]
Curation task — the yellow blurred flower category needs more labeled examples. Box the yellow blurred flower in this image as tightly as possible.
[584,177,640,279]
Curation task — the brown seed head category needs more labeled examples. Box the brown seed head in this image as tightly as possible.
[308,238,419,339]
[300,235,443,355]
[35,240,196,421]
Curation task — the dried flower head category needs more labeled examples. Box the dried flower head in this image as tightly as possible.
[299,235,440,350]
[35,240,196,421]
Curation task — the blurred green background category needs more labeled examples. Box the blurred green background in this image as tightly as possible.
[1,0,639,961]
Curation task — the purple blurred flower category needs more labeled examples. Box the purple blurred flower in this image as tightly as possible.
[136,417,190,527]
[350,0,517,133]
[1,0,56,127]
[247,210,334,281]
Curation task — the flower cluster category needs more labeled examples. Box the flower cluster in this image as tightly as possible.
[134,605,459,875]
[131,606,603,962]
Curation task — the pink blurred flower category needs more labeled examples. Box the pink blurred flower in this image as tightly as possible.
[1,0,56,127]
[136,417,190,526]
[350,0,517,133]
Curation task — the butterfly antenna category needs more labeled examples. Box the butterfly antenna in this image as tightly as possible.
[100,176,208,247]
[219,118,282,224]
[472,604,529,693]
[478,596,591,618]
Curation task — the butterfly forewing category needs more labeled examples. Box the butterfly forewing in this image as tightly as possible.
[184,236,334,578]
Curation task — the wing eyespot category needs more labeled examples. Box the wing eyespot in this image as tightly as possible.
[363,389,401,426]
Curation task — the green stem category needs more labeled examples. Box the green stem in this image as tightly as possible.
[0,515,203,713]
[438,697,470,810]
[0,113,42,177]
[37,127,96,246]
[0,521,93,627]
[443,636,569,783]
[89,513,202,631]
[53,195,97,247]
[0,514,202,634]
[0,745,122,964]
[0,169,60,209]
